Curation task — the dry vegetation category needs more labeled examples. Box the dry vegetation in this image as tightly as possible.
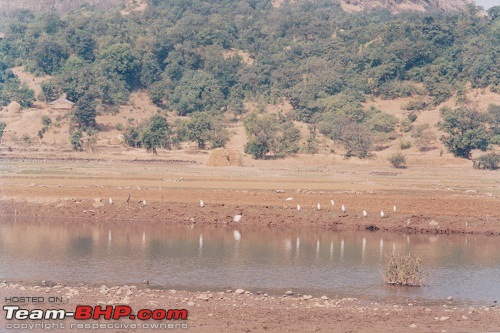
[384,254,425,287]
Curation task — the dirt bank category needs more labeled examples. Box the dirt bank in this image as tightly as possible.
[0,157,499,235]
[0,282,498,333]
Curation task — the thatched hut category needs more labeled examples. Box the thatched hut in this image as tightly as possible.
[50,97,75,110]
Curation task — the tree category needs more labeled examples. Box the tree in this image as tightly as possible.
[170,70,225,116]
[439,106,490,158]
[40,80,63,102]
[141,115,171,154]
[32,38,69,74]
[70,130,83,151]
[341,123,372,158]
[243,112,301,159]
[186,113,229,149]
[98,43,140,87]
[74,91,98,128]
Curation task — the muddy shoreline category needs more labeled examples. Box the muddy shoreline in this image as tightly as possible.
[1,196,499,235]
[0,282,498,333]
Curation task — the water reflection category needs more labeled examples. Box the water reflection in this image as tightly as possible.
[0,218,499,304]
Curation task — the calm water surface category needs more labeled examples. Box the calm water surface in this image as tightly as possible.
[0,218,499,305]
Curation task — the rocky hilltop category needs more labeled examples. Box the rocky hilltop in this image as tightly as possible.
[339,0,473,12]
[0,0,124,14]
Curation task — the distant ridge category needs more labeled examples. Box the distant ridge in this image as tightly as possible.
[0,0,475,15]
[0,0,123,15]
[339,0,474,12]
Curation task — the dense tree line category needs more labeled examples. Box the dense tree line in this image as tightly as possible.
[0,1,498,158]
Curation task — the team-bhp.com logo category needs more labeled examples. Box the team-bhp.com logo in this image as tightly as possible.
[3,305,188,330]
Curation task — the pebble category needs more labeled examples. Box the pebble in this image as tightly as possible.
[439,316,450,321]
[447,296,453,301]
[285,291,293,296]
[187,302,195,306]
[303,295,313,300]
[462,316,468,320]
[235,289,245,295]
[409,324,417,328]
[429,220,439,226]
[321,296,329,300]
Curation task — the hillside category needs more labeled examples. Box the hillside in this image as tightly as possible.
[0,0,474,15]
[340,0,473,12]
[0,0,498,169]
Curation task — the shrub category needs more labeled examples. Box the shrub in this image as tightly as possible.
[474,153,500,170]
[383,254,424,287]
[366,112,398,134]
[407,112,418,123]
[115,123,124,131]
[70,130,83,151]
[400,119,413,133]
[400,141,412,150]
[0,122,6,140]
[412,124,437,151]
[388,153,406,168]
[21,134,32,145]
[42,116,52,127]
[403,99,428,111]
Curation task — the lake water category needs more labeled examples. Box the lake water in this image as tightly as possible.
[0,218,499,305]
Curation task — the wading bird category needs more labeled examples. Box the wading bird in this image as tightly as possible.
[330,200,334,207]
[341,204,346,214]
[317,203,321,211]
[143,199,147,206]
[297,204,301,212]
[380,210,385,218]
[233,213,242,222]
[200,200,204,208]
[109,197,112,205]
[363,210,367,218]
[393,205,397,213]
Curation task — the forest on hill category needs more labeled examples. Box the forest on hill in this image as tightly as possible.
[0,0,499,165]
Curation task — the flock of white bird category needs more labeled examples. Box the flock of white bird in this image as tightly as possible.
[106,196,401,224]
[197,197,400,223]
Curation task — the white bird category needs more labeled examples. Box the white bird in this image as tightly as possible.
[393,205,397,213]
[362,210,367,218]
[233,230,241,241]
[200,200,204,208]
[286,197,293,201]
[317,203,321,211]
[297,204,301,212]
[380,210,385,218]
[143,199,147,206]
[341,204,346,213]
[407,219,411,225]
[233,214,242,222]
[109,197,113,205]
[330,200,334,207]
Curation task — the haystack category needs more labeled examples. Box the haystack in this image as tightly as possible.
[8,101,21,113]
[205,148,242,167]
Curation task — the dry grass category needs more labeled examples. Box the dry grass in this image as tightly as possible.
[205,148,242,167]
[383,254,425,287]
